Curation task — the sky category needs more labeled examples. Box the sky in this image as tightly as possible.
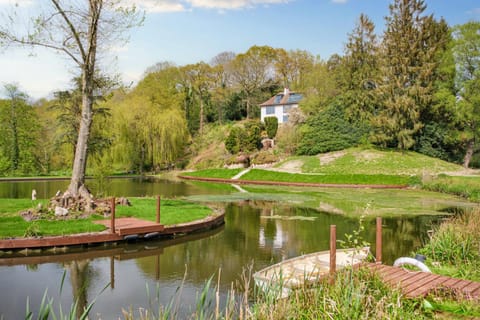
[0,0,479,100]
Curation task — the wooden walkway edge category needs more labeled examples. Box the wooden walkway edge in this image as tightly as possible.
[366,263,480,300]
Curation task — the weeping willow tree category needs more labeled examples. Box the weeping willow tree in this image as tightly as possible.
[110,68,189,173]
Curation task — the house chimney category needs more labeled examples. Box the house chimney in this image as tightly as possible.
[284,87,289,95]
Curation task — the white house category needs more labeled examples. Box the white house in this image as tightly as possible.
[260,88,302,124]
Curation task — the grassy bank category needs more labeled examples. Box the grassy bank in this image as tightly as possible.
[0,197,213,239]
[181,168,416,186]
[422,175,480,202]
[241,169,416,185]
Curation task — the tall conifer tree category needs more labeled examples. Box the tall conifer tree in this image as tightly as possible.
[373,0,441,149]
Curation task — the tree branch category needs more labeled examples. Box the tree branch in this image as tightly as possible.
[51,0,86,62]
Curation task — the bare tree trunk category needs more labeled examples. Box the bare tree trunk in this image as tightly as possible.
[463,139,474,169]
[64,1,100,210]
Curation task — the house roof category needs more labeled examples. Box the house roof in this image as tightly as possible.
[260,90,303,107]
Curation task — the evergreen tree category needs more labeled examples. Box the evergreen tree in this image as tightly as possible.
[373,0,442,150]
[342,14,379,123]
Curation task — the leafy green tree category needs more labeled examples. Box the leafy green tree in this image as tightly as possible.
[179,62,216,135]
[111,67,189,173]
[275,49,314,90]
[231,45,279,119]
[452,21,480,168]
[373,0,444,150]
[0,84,39,174]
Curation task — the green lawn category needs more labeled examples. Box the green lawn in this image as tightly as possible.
[0,197,214,239]
[277,148,463,175]
[240,169,415,186]
[115,197,213,225]
[181,168,243,179]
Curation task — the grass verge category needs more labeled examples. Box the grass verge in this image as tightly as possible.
[422,175,480,202]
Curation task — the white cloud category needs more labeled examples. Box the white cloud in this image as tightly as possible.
[331,0,347,4]
[122,0,185,13]
[187,0,290,10]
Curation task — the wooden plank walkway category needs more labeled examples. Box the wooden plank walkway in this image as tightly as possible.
[93,217,164,236]
[367,263,480,300]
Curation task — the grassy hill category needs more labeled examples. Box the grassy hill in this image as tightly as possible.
[274,148,464,176]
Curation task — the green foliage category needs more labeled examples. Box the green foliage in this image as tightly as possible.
[243,120,263,151]
[297,102,366,155]
[263,116,278,139]
[422,175,480,202]
[419,208,480,281]
[253,268,425,319]
[225,121,263,155]
[225,126,246,154]
[373,0,448,150]
[251,151,279,165]
[0,85,41,175]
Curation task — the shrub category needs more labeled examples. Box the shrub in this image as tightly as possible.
[251,151,279,165]
[264,116,278,139]
[297,103,367,155]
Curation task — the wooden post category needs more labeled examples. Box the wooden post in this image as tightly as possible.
[110,197,116,234]
[156,195,161,224]
[330,225,336,280]
[376,217,382,263]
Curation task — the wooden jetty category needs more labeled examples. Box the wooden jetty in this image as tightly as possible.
[367,263,480,300]
[0,196,225,250]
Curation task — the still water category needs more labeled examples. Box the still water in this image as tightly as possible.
[0,178,443,319]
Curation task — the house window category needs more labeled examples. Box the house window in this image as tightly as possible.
[266,106,275,115]
[283,105,292,113]
[283,115,289,123]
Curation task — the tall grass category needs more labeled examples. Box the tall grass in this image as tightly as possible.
[419,207,480,281]
[422,175,480,202]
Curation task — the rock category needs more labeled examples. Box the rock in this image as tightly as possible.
[261,138,274,150]
[54,206,69,217]
[117,197,131,206]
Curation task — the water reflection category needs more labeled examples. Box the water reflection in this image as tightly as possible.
[0,177,234,199]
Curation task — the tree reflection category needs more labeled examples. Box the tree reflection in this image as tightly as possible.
[67,259,90,319]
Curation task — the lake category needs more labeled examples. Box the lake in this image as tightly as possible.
[0,177,458,319]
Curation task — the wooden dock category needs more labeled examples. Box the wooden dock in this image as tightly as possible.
[367,263,480,300]
[0,213,224,250]
[93,217,164,236]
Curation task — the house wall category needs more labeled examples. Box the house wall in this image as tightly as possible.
[260,104,298,124]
